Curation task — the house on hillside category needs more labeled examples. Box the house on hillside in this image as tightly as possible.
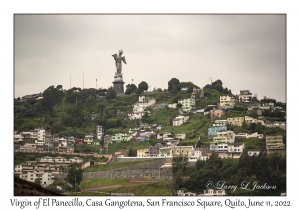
[220,95,235,107]
[21,93,43,101]
[178,98,195,112]
[210,107,224,119]
[177,190,197,196]
[227,142,245,159]
[208,125,227,137]
[137,147,150,157]
[247,149,261,156]
[265,121,286,130]
[168,103,177,109]
[172,115,189,126]
[83,134,94,145]
[191,87,204,99]
[175,133,186,140]
[238,90,252,103]
[199,189,226,196]
[244,116,265,126]
[235,132,263,139]
[95,125,104,140]
[157,132,172,140]
[266,135,285,155]
[151,103,168,110]
[111,133,131,142]
[171,146,194,157]
[227,117,245,127]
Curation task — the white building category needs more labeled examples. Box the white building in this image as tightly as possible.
[95,125,104,140]
[201,188,226,196]
[247,149,261,156]
[172,115,189,126]
[35,128,46,146]
[235,132,263,139]
[238,90,252,102]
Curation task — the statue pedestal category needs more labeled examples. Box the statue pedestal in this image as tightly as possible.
[113,77,124,95]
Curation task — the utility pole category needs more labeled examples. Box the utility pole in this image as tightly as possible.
[208,77,212,89]
[96,79,97,90]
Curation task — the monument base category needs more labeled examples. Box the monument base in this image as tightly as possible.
[113,79,125,95]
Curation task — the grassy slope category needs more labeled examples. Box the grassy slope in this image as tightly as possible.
[80,178,130,188]
[101,181,174,196]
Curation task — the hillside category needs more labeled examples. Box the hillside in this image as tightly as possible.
[14,79,286,155]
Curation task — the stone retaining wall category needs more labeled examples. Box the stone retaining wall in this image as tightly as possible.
[83,168,173,179]
[83,158,173,179]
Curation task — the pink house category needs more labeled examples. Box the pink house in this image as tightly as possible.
[210,108,224,118]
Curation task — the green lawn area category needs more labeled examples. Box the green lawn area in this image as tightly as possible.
[102,181,175,196]
[161,113,211,140]
[235,137,265,149]
[68,180,175,196]
[74,144,102,153]
[66,191,108,196]
[107,139,161,154]
[80,178,130,189]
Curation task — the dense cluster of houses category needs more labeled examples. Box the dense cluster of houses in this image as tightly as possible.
[14,156,83,188]
[134,115,285,161]
[14,125,105,151]
[14,128,75,152]
[15,88,286,163]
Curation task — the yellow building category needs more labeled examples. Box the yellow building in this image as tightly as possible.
[227,117,245,126]
[245,116,265,126]
[220,95,234,107]
[168,103,177,109]
[137,148,150,157]
[171,146,194,157]
[84,134,94,145]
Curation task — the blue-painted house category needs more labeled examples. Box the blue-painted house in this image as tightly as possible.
[141,136,149,141]
[208,125,227,136]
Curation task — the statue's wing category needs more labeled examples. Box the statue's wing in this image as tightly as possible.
[122,56,127,64]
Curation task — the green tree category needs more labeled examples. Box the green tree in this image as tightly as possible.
[85,94,96,110]
[138,81,149,92]
[168,78,180,94]
[129,149,137,157]
[212,79,223,90]
[135,88,142,94]
[105,87,117,100]
[125,84,137,95]
[157,88,162,92]
[67,166,83,189]
[41,85,65,112]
